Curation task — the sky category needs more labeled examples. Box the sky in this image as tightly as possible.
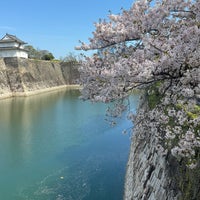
[0,0,134,59]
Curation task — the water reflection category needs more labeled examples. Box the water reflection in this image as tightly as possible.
[0,90,79,164]
[0,89,140,200]
[0,89,79,127]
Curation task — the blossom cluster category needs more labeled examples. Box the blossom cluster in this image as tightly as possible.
[77,0,200,167]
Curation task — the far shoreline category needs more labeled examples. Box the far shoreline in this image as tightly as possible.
[0,84,81,101]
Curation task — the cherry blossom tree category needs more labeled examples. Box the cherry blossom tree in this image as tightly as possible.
[76,0,200,168]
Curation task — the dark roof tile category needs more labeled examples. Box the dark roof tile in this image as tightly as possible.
[1,33,27,44]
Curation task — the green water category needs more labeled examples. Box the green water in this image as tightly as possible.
[0,89,139,200]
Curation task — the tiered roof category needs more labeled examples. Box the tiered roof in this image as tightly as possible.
[0,33,27,44]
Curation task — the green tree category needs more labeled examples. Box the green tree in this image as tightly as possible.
[24,45,39,59]
[24,45,54,60]
[41,53,54,60]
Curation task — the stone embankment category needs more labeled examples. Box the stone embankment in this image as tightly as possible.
[0,57,80,99]
[124,103,200,200]
[124,126,180,200]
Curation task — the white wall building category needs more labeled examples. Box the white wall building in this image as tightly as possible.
[0,33,28,58]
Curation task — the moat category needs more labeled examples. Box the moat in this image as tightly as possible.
[0,89,139,200]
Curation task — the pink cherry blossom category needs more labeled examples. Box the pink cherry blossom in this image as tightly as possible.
[77,0,200,168]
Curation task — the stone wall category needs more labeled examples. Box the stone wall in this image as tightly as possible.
[60,61,80,85]
[124,102,200,200]
[0,57,80,99]
[0,58,13,98]
[124,128,181,200]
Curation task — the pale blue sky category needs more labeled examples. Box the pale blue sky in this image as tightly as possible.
[0,0,133,59]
